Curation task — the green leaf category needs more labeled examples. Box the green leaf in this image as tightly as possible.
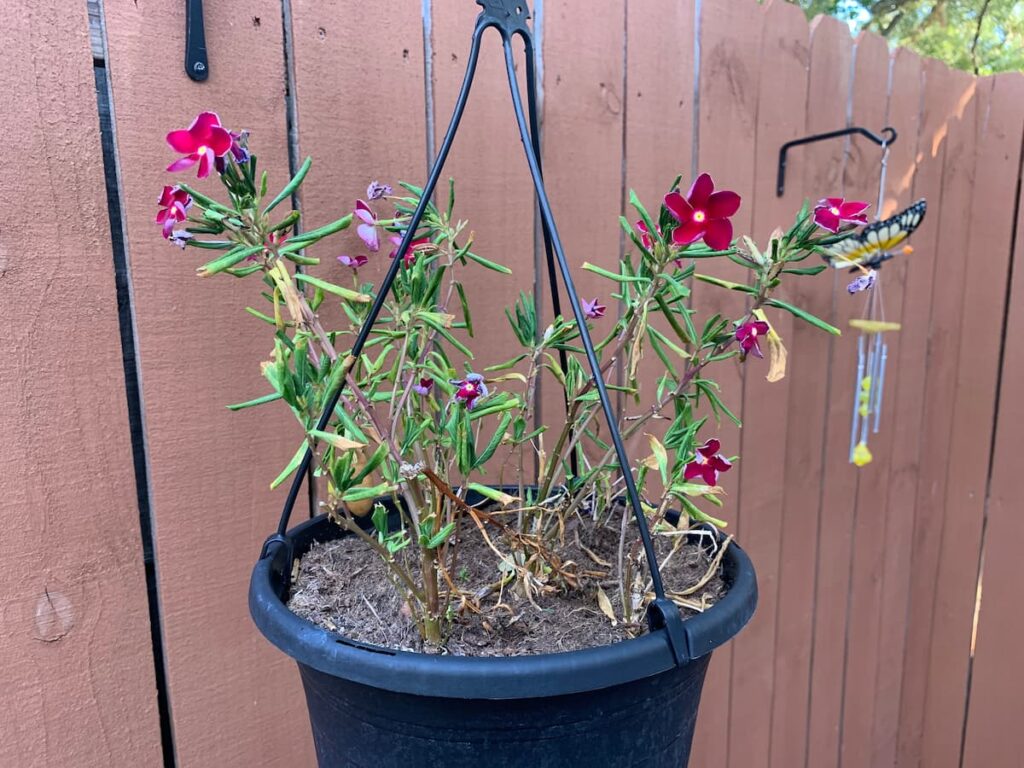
[226,392,282,411]
[582,261,650,283]
[342,482,395,502]
[425,522,457,549]
[474,412,512,468]
[176,184,234,214]
[629,189,658,242]
[766,298,841,335]
[187,239,234,250]
[197,244,264,277]
[293,273,371,303]
[693,273,756,293]
[352,443,389,484]
[371,503,389,535]
[270,444,306,490]
[782,264,829,276]
[466,483,519,506]
[263,156,312,215]
[419,312,473,357]
[284,214,354,246]
[463,250,512,274]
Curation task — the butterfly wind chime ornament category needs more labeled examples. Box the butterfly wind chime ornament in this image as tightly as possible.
[819,145,926,466]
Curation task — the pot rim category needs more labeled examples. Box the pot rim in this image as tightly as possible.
[250,503,756,700]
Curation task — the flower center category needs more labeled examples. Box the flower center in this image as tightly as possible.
[198,145,209,155]
[693,210,706,223]
[464,383,476,394]
[830,206,840,216]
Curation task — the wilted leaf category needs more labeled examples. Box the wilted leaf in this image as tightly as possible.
[596,586,617,626]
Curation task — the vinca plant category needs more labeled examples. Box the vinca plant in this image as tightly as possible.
[159,112,861,646]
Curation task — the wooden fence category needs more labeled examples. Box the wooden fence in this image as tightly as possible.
[2,0,1023,765]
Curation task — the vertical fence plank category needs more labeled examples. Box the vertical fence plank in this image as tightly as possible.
[690,2,764,764]
[769,16,852,768]
[801,30,889,768]
[896,60,980,768]
[961,75,1024,768]
[289,1,427,293]
[864,45,926,768]
[102,3,313,765]
[622,0,694,469]
[728,5,809,768]
[920,71,1024,768]
[0,4,162,766]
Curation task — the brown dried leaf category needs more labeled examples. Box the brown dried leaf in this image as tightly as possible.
[596,585,618,626]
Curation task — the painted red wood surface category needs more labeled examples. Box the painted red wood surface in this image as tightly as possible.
[960,75,1024,768]
[728,6,809,768]
[101,2,314,766]
[770,16,852,768]
[0,4,163,766]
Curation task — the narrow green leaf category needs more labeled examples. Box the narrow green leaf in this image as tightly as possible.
[197,244,264,277]
[693,273,757,293]
[767,298,841,335]
[263,156,312,215]
[226,392,282,411]
[425,522,457,549]
[294,272,371,303]
[270,444,306,489]
[582,261,650,283]
[463,250,512,274]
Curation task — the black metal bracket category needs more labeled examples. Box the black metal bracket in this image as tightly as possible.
[185,0,209,82]
[776,126,896,197]
[475,0,533,35]
[271,0,689,667]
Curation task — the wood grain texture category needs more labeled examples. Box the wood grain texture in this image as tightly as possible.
[961,78,1024,766]
[102,2,315,765]
[690,3,764,764]
[804,30,888,768]
[862,45,925,768]
[0,3,162,767]
[897,60,979,768]
[919,71,1024,768]
[769,16,851,768]
[728,5,808,768]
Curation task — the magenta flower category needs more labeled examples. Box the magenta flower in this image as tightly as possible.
[736,320,770,359]
[413,377,433,396]
[216,129,251,173]
[337,254,369,270]
[451,373,488,409]
[155,185,193,238]
[582,298,606,320]
[366,181,392,201]
[166,112,233,179]
[683,439,732,486]
[354,200,381,252]
[636,220,661,249]
[664,173,741,251]
[388,234,431,268]
[813,197,869,233]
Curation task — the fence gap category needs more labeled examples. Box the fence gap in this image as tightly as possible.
[90,0,177,763]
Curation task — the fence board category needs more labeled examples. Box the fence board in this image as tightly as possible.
[622,0,695,476]
[728,5,808,768]
[920,71,1024,768]
[897,60,979,768]
[0,4,162,767]
[769,16,852,768]
[862,45,926,768]
[961,75,1024,767]
[101,3,311,765]
[690,2,764,763]
[806,30,891,768]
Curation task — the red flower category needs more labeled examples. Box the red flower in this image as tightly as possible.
[813,197,869,233]
[664,173,741,251]
[337,254,369,270]
[413,377,433,396]
[166,112,233,179]
[636,220,661,249]
[155,185,192,238]
[736,320,770,359]
[388,234,432,268]
[683,439,732,486]
[451,373,488,409]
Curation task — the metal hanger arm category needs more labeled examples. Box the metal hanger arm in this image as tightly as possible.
[776,125,897,196]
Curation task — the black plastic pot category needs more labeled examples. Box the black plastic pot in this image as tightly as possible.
[250,498,757,767]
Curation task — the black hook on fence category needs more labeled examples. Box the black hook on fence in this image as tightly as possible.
[268,0,690,665]
[776,126,897,196]
[185,0,209,82]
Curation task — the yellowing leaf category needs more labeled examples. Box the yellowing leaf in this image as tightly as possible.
[754,309,787,383]
[596,585,617,626]
[309,429,366,451]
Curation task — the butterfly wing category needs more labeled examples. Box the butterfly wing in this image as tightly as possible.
[824,198,927,269]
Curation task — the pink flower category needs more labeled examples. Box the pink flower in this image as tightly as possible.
[813,197,869,233]
[215,130,251,173]
[155,185,192,238]
[166,112,233,179]
[354,200,380,252]
[413,377,433,396]
[736,320,770,359]
[337,254,369,270]
[582,298,606,320]
[388,234,432,268]
[664,173,741,251]
[636,220,661,249]
[451,373,488,409]
[683,439,732,486]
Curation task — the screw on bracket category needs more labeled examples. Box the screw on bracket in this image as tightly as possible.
[475,0,532,36]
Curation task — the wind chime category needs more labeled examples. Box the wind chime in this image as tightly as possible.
[778,127,926,467]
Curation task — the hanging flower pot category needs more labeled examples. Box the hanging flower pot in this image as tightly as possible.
[159,2,854,765]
